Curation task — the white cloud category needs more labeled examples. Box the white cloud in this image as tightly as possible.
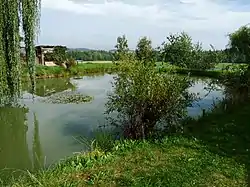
[42,0,250,29]
[41,0,250,49]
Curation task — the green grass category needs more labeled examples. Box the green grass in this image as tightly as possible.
[158,62,247,78]
[78,61,113,63]
[22,63,117,79]
[215,63,248,70]
[4,136,246,186]
[185,101,250,182]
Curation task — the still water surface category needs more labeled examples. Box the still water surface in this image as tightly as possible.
[0,74,223,172]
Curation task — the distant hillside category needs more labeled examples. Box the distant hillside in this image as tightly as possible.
[68,48,134,53]
[68,48,92,51]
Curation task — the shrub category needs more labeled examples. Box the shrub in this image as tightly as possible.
[105,36,194,139]
[106,62,193,139]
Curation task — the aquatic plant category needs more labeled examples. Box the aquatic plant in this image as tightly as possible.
[0,0,41,106]
[41,91,93,104]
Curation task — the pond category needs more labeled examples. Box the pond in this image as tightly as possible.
[0,74,224,173]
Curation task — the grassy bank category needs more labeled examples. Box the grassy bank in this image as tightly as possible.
[22,63,118,79]
[5,139,246,186]
[4,102,250,186]
[22,62,244,79]
[158,62,247,78]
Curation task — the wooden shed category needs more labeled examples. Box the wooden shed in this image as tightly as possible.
[35,45,56,65]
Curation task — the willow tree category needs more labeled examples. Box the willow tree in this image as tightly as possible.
[0,0,41,106]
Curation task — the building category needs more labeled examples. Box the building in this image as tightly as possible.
[21,45,67,66]
[35,45,56,66]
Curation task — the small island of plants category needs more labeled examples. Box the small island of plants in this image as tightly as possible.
[40,91,93,104]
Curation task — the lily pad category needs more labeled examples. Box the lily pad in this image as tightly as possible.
[40,91,93,104]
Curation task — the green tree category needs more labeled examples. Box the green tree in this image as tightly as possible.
[228,24,250,65]
[114,35,130,62]
[135,36,155,65]
[160,32,217,70]
[160,32,193,68]
[53,46,68,63]
[106,37,193,139]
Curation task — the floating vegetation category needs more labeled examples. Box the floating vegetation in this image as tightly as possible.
[40,91,93,104]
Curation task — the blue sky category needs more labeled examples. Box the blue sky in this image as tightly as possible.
[39,0,250,50]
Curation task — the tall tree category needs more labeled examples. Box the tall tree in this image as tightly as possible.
[135,36,155,65]
[160,32,194,68]
[160,32,217,70]
[0,0,41,105]
[114,35,130,62]
[228,24,250,65]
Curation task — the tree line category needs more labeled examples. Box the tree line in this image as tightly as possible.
[41,24,250,73]
[67,50,115,61]
[105,24,250,139]
[66,32,248,66]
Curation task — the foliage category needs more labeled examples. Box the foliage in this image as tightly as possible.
[135,36,156,65]
[160,32,219,70]
[68,50,114,61]
[106,37,193,139]
[0,0,41,105]
[160,32,194,67]
[44,46,68,65]
[228,24,250,65]
[113,35,131,62]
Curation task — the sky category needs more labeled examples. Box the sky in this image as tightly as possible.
[39,0,250,50]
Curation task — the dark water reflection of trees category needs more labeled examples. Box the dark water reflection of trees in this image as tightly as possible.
[0,106,43,182]
[22,78,76,97]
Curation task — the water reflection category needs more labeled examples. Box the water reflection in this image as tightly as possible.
[0,106,31,170]
[22,78,76,97]
[32,113,44,170]
[0,106,43,180]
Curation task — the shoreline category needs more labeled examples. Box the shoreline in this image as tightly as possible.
[21,62,234,80]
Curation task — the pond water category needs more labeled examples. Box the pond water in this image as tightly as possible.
[0,74,224,172]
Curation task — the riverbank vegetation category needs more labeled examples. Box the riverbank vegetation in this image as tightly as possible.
[21,63,118,79]
[1,1,250,184]
[21,61,246,80]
